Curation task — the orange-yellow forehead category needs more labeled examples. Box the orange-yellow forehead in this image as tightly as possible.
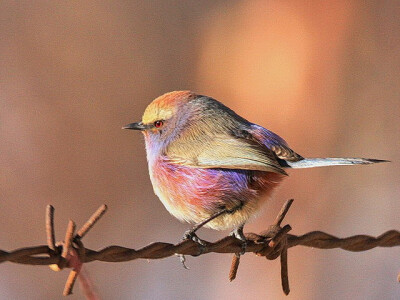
[142,91,196,124]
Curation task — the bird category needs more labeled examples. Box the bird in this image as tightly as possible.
[123,91,387,246]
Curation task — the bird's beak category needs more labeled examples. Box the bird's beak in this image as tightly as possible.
[122,122,146,131]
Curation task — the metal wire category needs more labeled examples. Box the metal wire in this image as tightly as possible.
[1,201,399,297]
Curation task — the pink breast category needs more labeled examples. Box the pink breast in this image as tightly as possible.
[150,158,285,220]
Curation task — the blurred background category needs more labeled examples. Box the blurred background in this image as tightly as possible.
[1,1,399,299]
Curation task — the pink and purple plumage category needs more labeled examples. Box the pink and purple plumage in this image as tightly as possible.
[123,91,386,237]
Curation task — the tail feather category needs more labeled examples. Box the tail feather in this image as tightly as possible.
[285,158,389,169]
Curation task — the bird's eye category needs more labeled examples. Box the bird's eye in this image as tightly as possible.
[154,120,164,128]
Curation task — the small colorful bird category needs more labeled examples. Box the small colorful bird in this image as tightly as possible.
[123,91,386,244]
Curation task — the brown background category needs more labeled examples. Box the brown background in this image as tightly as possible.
[1,1,399,299]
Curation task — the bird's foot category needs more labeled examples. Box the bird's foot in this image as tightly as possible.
[182,229,207,254]
[230,226,247,255]
[177,230,207,269]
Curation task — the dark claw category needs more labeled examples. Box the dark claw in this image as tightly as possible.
[177,253,190,270]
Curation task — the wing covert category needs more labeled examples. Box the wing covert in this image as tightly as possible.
[165,135,287,175]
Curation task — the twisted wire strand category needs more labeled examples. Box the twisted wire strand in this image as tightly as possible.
[1,230,399,265]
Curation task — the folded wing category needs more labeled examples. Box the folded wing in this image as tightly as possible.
[165,134,287,175]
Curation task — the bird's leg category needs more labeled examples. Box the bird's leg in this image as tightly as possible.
[230,225,247,255]
[179,208,230,268]
[182,208,229,247]
[225,200,248,254]
[179,202,245,268]
[183,201,245,244]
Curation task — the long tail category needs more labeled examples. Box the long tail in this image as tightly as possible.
[285,158,389,169]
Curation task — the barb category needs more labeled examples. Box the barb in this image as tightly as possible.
[46,205,56,251]
[228,199,293,292]
[1,202,399,297]
[229,253,240,281]
[45,205,108,296]
[76,205,108,239]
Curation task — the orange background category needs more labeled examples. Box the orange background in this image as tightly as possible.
[1,1,399,299]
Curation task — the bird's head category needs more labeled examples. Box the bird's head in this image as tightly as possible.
[123,90,249,162]
[123,91,199,152]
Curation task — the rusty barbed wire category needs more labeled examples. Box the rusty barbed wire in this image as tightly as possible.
[1,200,399,297]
